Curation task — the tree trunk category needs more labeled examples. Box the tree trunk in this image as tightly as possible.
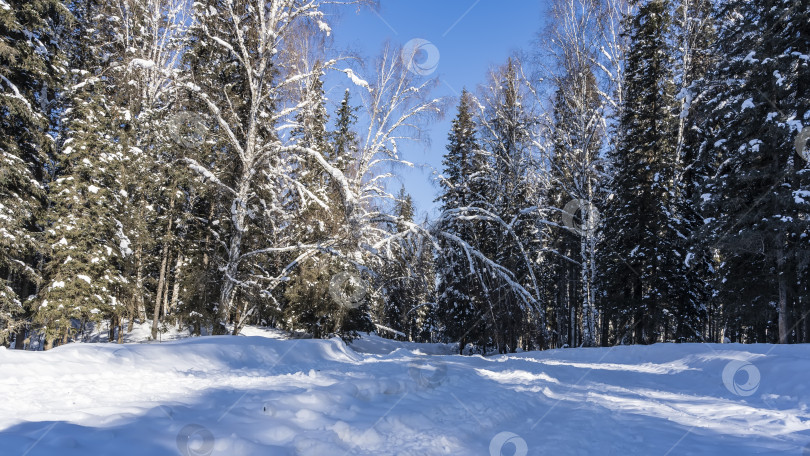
[580,201,597,347]
[13,329,26,350]
[109,314,117,342]
[171,253,183,322]
[569,260,577,346]
[216,177,251,334]
[203,204,214,268]
[633,278,643,344]
[232,299,242,336]
[151,248,168,339]
[152,196,175,339]
[135,245,147,322]
[132,198,148,324]
[162,253,172,318]
[776,246,789,344]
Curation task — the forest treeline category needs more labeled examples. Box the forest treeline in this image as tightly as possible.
[1,0,808,352]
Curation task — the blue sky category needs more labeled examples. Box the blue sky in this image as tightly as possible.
[325,0,551,220]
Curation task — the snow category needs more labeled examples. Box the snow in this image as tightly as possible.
[741,98,755,111]
[795,190,810,204]
[343,68,370,90]
[116,220,133,257]
[317,20,331,35]
[183,158,235,196]
[0,74,33,112]
[0,328,808,455]
[743,51,758,64]
[774,70,785,86]
[129,59,156,70]
[210,36,236,55]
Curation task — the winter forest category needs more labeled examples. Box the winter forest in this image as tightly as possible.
[1,0,809,355]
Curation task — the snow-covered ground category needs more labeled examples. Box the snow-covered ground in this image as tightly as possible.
[1,328,809,455]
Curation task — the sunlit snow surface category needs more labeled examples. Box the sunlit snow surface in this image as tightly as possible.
[1,328,809,455]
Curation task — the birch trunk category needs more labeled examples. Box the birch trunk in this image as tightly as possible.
[162,252,171,317]
[135,245,146,322]
[171,253,183,316]
[216,177,251,333]
[580,207,597,346]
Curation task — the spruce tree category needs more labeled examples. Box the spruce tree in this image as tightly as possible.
[283,84,376,340]
[669,0,716,341]
[378,188,435,341]
[330,89,359,176]
[36,0,132,348]
[0,0,67,346]
[696,0,810,343]
[435,90,490,353]
[599,0,685,344]
[283,67,341,338]
[478,59,543,353]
